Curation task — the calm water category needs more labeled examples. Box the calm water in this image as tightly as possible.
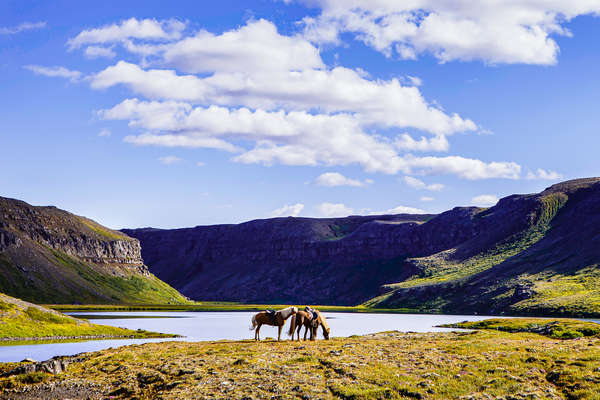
[0,312,504,363]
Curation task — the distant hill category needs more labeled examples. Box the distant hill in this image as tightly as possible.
[0,197,189,304]
[0,292,174,339]
[125,178,600,317]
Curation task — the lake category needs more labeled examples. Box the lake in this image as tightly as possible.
[0,311,502,363]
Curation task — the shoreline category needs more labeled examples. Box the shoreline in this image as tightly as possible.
[47,303,600,319]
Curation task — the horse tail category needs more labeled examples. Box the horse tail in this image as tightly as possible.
[249,314,258,331]
[288,314,296,336]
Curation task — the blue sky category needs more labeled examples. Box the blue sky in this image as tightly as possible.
[1,0,599,229]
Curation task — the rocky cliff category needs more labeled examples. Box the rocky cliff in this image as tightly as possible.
[126,178,600,316]
[0,197,188,304]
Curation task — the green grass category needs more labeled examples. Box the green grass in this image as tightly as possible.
[48,248,191,305]
[76,216,131,241]
[0,293,176,340]
[3,328,600,399]
[510,266,600,317]
[443,318,600,339]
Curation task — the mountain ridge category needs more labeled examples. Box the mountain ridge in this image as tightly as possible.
[125,177,600,316]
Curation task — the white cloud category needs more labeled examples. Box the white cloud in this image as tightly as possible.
[386,205,426,214]
[316,202,354,217]
[316,172,371,187]
[41,18,539,182]
[395,133,449,152]
[270,203,305,217]
[526,168,563,180]
[420,196,434,202]
[196,161,206,167]
[100,99,507,177]
[406,156,521,180]
[24,65,81,82]
[0,22,46,35]
[366,205,426,215]
[98,128,111,137]
[403,176,444,191]
[471,194,499,207]
[297,1,600,65]
[162,19,324,74]
[125,133,241,153]
[68,18,185,49]
[84,46,116,59]
[158,155,182,165]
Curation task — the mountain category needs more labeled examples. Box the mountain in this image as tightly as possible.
[125,178,600,317]
[0,197,189,304]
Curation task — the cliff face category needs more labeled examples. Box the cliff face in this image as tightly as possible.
[125,206,525,305]
[0,197,188,305]
[126,178,600,316]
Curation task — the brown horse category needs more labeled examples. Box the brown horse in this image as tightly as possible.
[310,310,330,340]
[250,306,298,341]
[288,310,315,341]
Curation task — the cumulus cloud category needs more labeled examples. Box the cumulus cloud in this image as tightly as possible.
[24,65,81,82]
[385,205,426,214]
[270,203,305,217]
[68,18,185,49]
[158,155,182,165]
[84,46,116,59]
[526,168,563,180]
[420,196,434,202]
[30,18,537,181]
[403,176,444,191]
[0,21,46,35]
[162,19,324,74]
[297,0,600,65]
[316,172,372,187]
[471,194,499,207]
[316,202,354,217]
[366,205,426,215]
[395,133,449,152]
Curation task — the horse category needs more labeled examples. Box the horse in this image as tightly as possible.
[287,310,315,341]
[310,310,330,340]
[250,306,298,341]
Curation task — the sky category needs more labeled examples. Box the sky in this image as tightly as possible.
[1,0,599,229]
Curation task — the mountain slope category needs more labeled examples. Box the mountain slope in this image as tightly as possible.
[367,178,600,317]
[0,197,189,305]
[0,292,173,339]
[126,178,600,316]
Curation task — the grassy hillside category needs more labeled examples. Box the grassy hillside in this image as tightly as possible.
[367,178,600,317]
[1,321,600,398]
[0,196,190,305]
[0,293,173,340]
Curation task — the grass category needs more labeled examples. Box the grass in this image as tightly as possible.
[0,293,176,340]
[442,318,600,340]
[48,248,191,305]
[510,266,600,317]
[2,323,600,398]
[76,216,132,241]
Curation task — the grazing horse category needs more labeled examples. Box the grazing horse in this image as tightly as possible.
[310,310,331,340]
[287,310,315,341]
[250,306,298,341]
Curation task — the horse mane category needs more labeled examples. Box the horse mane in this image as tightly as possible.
[318,311,330,332]
[277,306,297,319]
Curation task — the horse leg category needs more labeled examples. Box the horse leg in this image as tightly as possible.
[278,325,282,341]
[256,323,262,341]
